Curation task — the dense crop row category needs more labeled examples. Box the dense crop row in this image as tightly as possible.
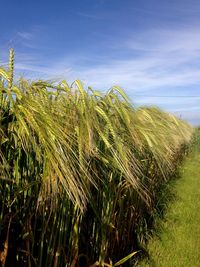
[0,50,193,266]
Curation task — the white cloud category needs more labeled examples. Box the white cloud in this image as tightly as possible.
[8,25,200,125]
[13,26,200,89]
[71,27,200,92]
[17,31,33,40]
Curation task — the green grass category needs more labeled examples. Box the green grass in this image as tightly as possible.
[137,129,200,267]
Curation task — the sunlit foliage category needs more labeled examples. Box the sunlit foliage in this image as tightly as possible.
[0,50,193,266]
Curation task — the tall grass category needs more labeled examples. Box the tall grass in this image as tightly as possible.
[0,50,193,266]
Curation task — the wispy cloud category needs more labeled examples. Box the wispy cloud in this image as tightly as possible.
[64,27,200,94]
[11,25,200,125]
[13,26,200,90]
[76,12,102,20]
[15,59,72,80]
[17,31,34,40]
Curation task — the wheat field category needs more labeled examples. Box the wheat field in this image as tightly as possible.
[0,50,193,267]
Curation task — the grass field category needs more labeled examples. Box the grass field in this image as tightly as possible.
[137,129,200,267]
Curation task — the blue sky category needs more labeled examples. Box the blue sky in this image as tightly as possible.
[1,0,200,125]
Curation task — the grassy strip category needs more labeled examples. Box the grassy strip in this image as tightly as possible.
[137,129,200,267]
